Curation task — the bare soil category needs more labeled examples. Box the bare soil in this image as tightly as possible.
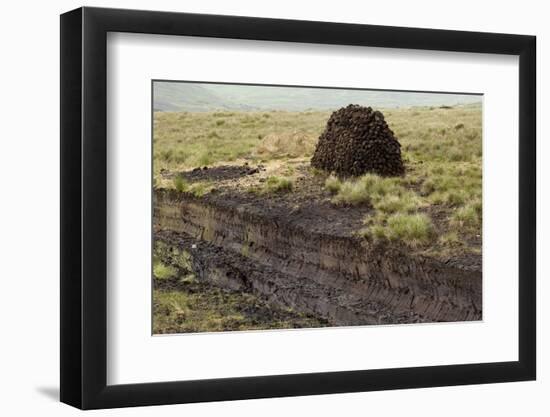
[154,273,328,333]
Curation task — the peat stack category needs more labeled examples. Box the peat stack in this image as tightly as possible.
[311,105,405,177]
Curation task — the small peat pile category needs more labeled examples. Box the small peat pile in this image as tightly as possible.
[311,105,405,177]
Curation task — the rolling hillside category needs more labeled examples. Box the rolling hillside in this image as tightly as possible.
[153,81,482,112]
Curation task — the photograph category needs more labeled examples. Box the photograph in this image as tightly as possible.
[152,81,483,334]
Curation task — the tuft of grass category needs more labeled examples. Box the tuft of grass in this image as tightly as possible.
[420,178,436,195]
[445,190,467,206]
[332,174,415,210]
[153,262,177,280]
[310,167,326,177]
[188,182,212,197]
[173,176,212,197]
[179,274,196,284]
[359,174,402,197]
[450,199,482,230]
[420,165,480,208]
[332,181,371,205]
[439,231,463,247]
[173,176,189,192]
[262,176,293,194]
[198,152,214,166]
[375,191,420,214]
[367,213,433,247]
[153,241,196,283]
[324,175,342,193]
[368,223,388,241]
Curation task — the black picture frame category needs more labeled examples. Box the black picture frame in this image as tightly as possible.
[60,6,536,410]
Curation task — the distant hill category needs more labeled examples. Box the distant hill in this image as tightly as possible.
[153,83,226,111]
[153,81,482,112]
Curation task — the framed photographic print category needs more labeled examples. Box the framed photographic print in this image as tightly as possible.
[60,6,536,410]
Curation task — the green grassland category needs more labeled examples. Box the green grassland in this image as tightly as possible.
[153,110,327,175]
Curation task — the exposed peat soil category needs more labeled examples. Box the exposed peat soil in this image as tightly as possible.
[154,272,328,334]
[154,162,482,330]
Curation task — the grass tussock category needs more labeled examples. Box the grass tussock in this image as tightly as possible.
[438,231,463,248]
[326,173,433,247]
[248,176,294,195]
[365,213,433,247]
[450,199,482,231]
[260,176,294,194]
[153,262,177,280]
[368,213,433,247]
[375,191,421,214]
[329,174,420,212]
[362,208,434,247]
[324,175,342,193]
[153,241,196,282]
[173,176,212,197]
[386,213,433,244]
[331,180,371,205]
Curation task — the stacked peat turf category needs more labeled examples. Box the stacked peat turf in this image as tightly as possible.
[311,105,405,177]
